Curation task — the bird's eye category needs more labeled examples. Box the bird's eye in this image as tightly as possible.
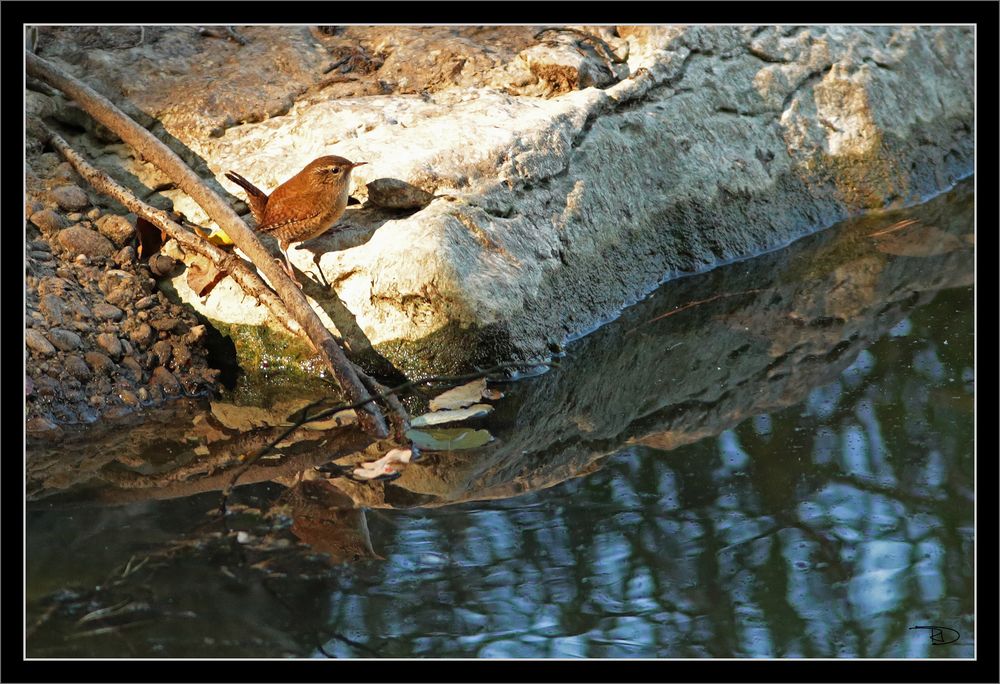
[331,167,342,174]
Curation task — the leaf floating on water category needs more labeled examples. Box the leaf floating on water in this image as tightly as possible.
[411,403,493,427]
[872,224,966,257]
[429,378,488,411]
[406,428,493,451]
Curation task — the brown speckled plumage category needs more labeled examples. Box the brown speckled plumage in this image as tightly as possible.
[225,155,367,283]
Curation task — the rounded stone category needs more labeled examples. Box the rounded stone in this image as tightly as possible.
[29,209,68,236]
[149,366,181,396]
[150,340,173,368]
[47,328,82,351]
[26,415,60,433]
[130,323,155,348]
[366,178,437,209]
[96,332,123,360]
[57,225,115,258]
[64,355,93,381]
[96,215,135,248]
[149,254,178,278]
[114,246,137,267]
[118,389,140,407]
[119,356,143,381]
[51,185,90,212]
[151,317,183,333]
[39,294,66,325]
[84,351,115,374]
[26,329,56,355]
[134,295,157,310]
[93,303,125,321]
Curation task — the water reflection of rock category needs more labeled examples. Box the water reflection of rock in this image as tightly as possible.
[332,179,973,508]
[26,180,973,540]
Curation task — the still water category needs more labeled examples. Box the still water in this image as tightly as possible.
[26,179,975,658]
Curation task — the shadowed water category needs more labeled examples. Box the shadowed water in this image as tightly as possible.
[26,179,975,658]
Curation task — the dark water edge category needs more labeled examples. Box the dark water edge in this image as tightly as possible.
[25,178,975,658]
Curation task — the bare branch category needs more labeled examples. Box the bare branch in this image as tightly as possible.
[38,122,305,338]
[26,51,390,439]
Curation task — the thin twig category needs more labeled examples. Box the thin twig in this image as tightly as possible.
[625,288,766,335]
[867,218,919,238]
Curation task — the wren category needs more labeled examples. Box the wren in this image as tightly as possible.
[225,155,367,283]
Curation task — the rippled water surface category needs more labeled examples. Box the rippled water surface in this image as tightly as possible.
[26,179,975,658]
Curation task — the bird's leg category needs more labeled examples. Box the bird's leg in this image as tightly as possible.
[277,243,302,288]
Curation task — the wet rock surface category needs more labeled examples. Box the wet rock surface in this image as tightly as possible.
[26,25,974,392]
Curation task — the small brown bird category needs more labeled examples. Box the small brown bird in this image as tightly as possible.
[225,155,367,283]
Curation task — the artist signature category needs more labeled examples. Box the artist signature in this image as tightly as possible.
[909,625,961,645]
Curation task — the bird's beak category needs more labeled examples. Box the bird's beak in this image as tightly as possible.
[350,161,368,169]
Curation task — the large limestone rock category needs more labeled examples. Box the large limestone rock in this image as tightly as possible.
[33,26,974,375]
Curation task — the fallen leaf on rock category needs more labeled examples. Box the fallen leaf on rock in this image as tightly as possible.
[411,403,493,427]
[429,378,487,411]
[191,223,235,247]
[186,253,227,297]
[406,428,493,451]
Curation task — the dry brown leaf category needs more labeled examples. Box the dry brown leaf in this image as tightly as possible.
[186,253,227,297]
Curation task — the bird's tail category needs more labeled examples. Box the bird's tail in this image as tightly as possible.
[225,171,269,223]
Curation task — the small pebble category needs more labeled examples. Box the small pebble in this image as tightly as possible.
[92,303,124,321]
[96,215,135,248]
[149,366,181,395]
[96,332,123,359]
[51,185,89,211]
[29,209,67,235]
[84,351,115,374]
[64,355,93,381]
[119,389,140,407]
[151,318,183,333]
[119,356,143,381]
[114,245,137,267]
[149,254,177,278]
[47,328,82,351]
[130,323,155,348]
